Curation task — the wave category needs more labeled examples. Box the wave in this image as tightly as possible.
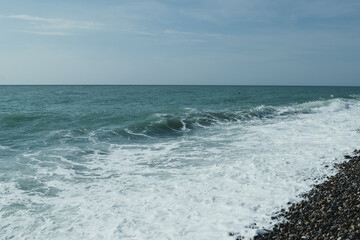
[116,97,356,139]
[2,96,357,144]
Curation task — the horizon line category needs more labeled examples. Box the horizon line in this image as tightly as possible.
[0,84,359,87]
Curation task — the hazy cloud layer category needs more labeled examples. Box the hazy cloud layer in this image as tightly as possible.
[4,14,101,36]
[0,0,360,85]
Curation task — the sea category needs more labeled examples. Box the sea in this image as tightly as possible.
[1,85,360,240]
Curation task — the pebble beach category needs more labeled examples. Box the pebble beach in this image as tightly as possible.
[252,150,360,240]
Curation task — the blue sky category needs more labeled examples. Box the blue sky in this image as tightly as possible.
[1,0,360,85]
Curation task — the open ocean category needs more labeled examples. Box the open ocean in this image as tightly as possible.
[1,85,360,239]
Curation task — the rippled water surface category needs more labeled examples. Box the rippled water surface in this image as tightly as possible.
[1,85,360,239]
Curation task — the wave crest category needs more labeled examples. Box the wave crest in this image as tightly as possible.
[116,98,354,139]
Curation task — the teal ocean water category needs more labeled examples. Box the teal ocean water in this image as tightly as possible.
[1,86,360,239]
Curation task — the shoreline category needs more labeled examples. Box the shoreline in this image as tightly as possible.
[246,150,360,239]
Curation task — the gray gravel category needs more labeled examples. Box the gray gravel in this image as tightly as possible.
[231,150,360,240]
[253,150,360,240]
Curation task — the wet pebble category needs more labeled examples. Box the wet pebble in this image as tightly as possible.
[251,150,360,240]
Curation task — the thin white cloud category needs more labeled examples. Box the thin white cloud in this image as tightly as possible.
[8,15,48,22]
[164,29,223,38]
[21,30,69,36]
[162,29,226,44]
[5,14,101,36]
[163,30,196,36]
[134,31,158,36]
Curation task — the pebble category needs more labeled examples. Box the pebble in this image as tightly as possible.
[247,150,360,240]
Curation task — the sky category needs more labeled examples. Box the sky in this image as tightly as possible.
[0,0,360,85]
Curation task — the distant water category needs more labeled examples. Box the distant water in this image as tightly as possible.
[1,85,360,239]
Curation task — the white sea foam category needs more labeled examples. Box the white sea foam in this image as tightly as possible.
[1,98,360,240]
